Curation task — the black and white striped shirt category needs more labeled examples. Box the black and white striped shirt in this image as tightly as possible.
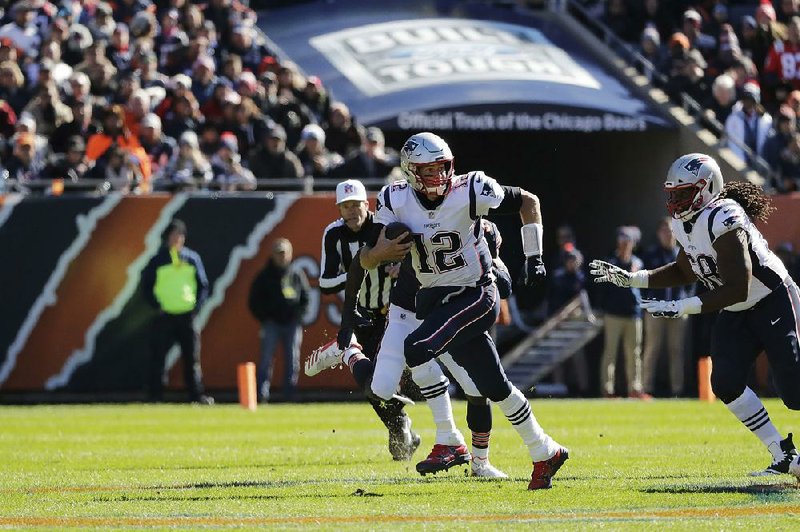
[319,213,393,311]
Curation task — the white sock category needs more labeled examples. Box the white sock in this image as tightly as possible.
[411,363,465,446]
[472,431,490,461]
[342,346,364,369]
[496,387,558,462]
[726,387,783,461]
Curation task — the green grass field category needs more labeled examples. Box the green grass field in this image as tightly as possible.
[1,399,799,530]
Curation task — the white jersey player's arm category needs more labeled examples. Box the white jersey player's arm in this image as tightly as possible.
[646,248,698,288]
[360,184,411,270]
[696,228,752,312]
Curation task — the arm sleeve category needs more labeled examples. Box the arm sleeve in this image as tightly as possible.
[193,253,210,309]
[491,186,523,214]
[340,249,367,330]
[471,172,505,217]
[318,224,347,294]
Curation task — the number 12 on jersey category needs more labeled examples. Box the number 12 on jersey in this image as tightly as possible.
[411,232,466,274]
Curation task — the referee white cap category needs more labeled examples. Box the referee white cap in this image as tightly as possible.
[336,179,367,204]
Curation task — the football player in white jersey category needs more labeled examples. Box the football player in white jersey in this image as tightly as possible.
[591,153,800,480]
[358,132,568,490]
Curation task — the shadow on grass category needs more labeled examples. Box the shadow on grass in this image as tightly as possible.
[642,483,798,495]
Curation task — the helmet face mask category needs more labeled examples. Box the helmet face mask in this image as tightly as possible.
[400,132,454,198]
[664,154,723,220]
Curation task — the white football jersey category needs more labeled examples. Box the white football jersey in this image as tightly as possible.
[375,172,504,289]
[672,197,788,311]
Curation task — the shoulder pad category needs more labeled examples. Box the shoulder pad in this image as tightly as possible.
[708,199,745,241]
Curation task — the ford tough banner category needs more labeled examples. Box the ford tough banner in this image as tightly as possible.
[261,1,673,131]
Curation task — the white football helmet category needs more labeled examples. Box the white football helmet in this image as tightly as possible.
[664,153,724,220]
[400,132,454,197]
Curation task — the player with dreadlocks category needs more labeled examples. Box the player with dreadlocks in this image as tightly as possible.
[590,153,800,480]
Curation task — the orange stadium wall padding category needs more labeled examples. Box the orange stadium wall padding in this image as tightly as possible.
[0,194,374,395]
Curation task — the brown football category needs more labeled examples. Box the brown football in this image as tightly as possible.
[384,222,413,244]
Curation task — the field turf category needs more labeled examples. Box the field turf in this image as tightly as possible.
[1,399,799,529]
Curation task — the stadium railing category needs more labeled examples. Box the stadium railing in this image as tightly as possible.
[0,177,391,195]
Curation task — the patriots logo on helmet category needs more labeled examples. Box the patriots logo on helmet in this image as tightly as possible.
[683,157,708,177]
[402,139,419,154]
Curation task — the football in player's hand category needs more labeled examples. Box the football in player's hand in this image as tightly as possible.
[384,222,413,244]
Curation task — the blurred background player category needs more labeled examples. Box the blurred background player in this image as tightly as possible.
[591,154,800,480]
[317,179,418,461]
[359,132,568,490]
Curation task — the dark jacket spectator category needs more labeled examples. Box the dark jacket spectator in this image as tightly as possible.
[248,248,310,325]
[248,125,303,179]
[332,127,399,179]
[548,248,586,315]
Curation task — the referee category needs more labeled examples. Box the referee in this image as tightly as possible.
[319,179,416,460]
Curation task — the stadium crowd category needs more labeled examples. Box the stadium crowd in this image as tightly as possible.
[0,0,400,194]
[582,0,800,193]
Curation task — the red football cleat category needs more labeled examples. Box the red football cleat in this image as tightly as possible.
[415,444,470,475]
[528,447,569,490]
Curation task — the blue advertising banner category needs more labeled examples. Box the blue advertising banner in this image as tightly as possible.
[261,1,673,131]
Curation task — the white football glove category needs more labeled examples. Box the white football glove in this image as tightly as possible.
[589,260,649,288]
[641,297,702,318]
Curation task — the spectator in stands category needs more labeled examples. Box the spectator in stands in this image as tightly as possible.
[248,237,310,402]
[638,26,665,82]
[153,130,212,191]
[295,123,343,178]
[682,8,716,58]
[40,135,90,182]
[235,71,267,111]
[765,16,800,95]
[634,0,672,47]
[763,105,796,173]
[125,89,152,139]
[141,218,213,405]
[707,24,741,79]
[707,3,729,42]
[753,3,787,79]
[247,124,303,180]
[137,52,169,90]
[191,56,218,106]
[778,0,800,24]
[162,92,201,140]
[10,113,48,170]
[139,113,176,177]
[108,23,132,72]
[603,0,638,43]
[324,102,362,158]
[665,32,690,82]
[220,54,243,87]
[298,75,330,123]
[21,83,72,137]
[0,2,41,59]
[230,97,270,159]
[641,218,690,398]
[725,81,773,165]
[67,72,92,106]
[703,73,737,131]
[0,59,29,113]
[34,41,72,87]
[0,98,16,141]
[229,23,270,73]
[86,105,151,184]
[88,2,116,43]
[211,131,256,191]
[0,132,41,187]
[665,48,709,104]
[75,40,117,97]
[96,144,143,192]
[772,130,800,191]
[596,226,647,399]
[740,15,759,60]
[332,127,399,179]
[786,89,800,117]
